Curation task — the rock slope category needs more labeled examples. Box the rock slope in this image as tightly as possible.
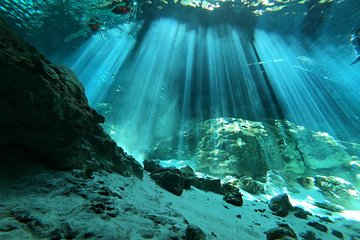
[0,17,142,177]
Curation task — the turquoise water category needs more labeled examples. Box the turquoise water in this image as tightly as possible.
[1,0,360,167]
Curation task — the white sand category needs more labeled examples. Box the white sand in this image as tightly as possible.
[0,168,359,239]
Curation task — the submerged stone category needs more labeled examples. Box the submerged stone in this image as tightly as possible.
[313,201,344,212]
[268,193,293,217]
[307,221,328,232]
[185,225,206,240]
[223,193,243,206]
[331,229,344,239]
[265,224,297,240]
[150,167,185,196]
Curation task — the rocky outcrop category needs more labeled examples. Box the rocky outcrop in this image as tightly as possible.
[0,17,142,178]
[146,118,350,178]
[314,175,360,206]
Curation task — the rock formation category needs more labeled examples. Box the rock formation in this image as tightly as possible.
[0,17,142,178]
[147,118,351,178]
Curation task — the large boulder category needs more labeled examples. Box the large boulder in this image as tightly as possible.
[0,18,142,178]
[150,167,185,196]
[146,118,351,178]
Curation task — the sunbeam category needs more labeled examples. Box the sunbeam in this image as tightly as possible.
[254,29,360,140]
[54,18,360,160]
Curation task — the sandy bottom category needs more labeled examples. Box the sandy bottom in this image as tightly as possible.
[0,166,359,240]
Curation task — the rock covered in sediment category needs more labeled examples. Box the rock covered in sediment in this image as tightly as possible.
[268,193,293,217]
[146,118,350,178]
[307,221,328,233]
[299,230,318,240]
[293,207,311,220]
[0,17,142,178]
[313,201,344,212]
[144,160,226,196]
[265,223,297,240]
[223,193,243,206]
[331,229,344,239]
[150,167,185,196]
[314,175,360,206]
[185,225,206,240]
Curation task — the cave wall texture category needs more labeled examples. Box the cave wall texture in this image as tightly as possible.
[0,17,142,178]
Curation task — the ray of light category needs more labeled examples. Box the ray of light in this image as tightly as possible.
[254,29,360,140]
[55,18,360,162]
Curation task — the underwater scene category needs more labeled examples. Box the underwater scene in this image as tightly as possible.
[1,0,360,239]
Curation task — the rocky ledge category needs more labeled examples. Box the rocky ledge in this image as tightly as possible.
[0,17,142,178]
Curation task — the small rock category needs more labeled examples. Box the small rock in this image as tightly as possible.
[307,221,328,232]
[293,207,309,219]
[254,209,266,213]
[265,224,297,240]
[313,202,344,212]
[317,215,333,223]
[299,230,318,240]
[236,214,242,219]
[107,209,119,218]
[223,193,243,206]
[185,225,206,240]
[268,194,293,217]
[331,229,344,239]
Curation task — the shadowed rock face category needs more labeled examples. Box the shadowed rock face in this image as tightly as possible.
[0,17,142,178]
